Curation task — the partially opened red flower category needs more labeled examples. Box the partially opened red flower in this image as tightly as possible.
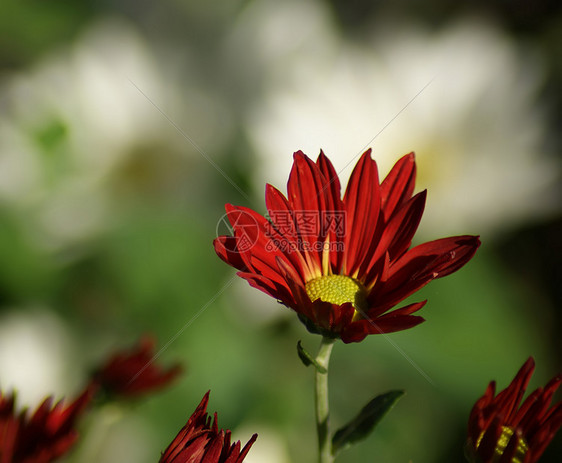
[0,387,93,463]
[215,149,480,342]
[159,391,257,463]
[90,335,182,399]
[466,357,562,463]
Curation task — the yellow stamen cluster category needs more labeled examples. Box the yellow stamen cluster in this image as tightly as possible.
[475,426,529,463]
[305,275,367,315]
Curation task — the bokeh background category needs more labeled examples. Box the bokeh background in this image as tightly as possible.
[0,1,561,462]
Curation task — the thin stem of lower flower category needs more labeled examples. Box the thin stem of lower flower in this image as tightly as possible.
[315,336,336,463]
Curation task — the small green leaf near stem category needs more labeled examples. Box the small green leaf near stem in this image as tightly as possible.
[297,340,328,373]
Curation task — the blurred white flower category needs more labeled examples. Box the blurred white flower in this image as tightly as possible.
[235,424,291,463]
[0,19,232,250]
[225,0,338,86]
[238,2,559,238]
[0,308,76,406]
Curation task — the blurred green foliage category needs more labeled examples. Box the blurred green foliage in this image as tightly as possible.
[0,0,96,67]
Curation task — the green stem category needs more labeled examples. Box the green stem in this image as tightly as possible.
[315,336,336,463]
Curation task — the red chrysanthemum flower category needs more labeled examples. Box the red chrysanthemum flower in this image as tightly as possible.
[214,149,480,342]
[0,387,93,463]
[159,391,257,463]
[90,335,182,400]
[466,357,562,463]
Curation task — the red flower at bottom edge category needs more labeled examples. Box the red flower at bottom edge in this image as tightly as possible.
[160,391,257,463]
[466,357,562,463]
[0,386,93,463]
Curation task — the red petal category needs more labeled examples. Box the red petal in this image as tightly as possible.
[223,204,263,273]
[512,389,541,429]
[343,149,381,276]
[380,152,416,220]
[316,151,344,272]
[287,152,327,268]
[393,235,481,279]
[316,150,342,213]
[495,357,534,422]
[371,235,480,311]
[237,434,258,462]
[265,184,315,278]
[265,183,298,241]
[311,299,354,333]
[341,314,425,343]
[204,430,225,461]
[214,236,247,271]
[386,190,427,260]
[361,190,426,283]
[468,382,496,442]
[367,300,427,319]
[529,402,562,460]
[225,204,305,286]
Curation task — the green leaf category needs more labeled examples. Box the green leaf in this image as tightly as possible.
[296,340,327,373]
[332,390,404,455]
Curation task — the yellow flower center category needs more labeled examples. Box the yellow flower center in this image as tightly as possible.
[305,275,367,314]
[476,426,529,463]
